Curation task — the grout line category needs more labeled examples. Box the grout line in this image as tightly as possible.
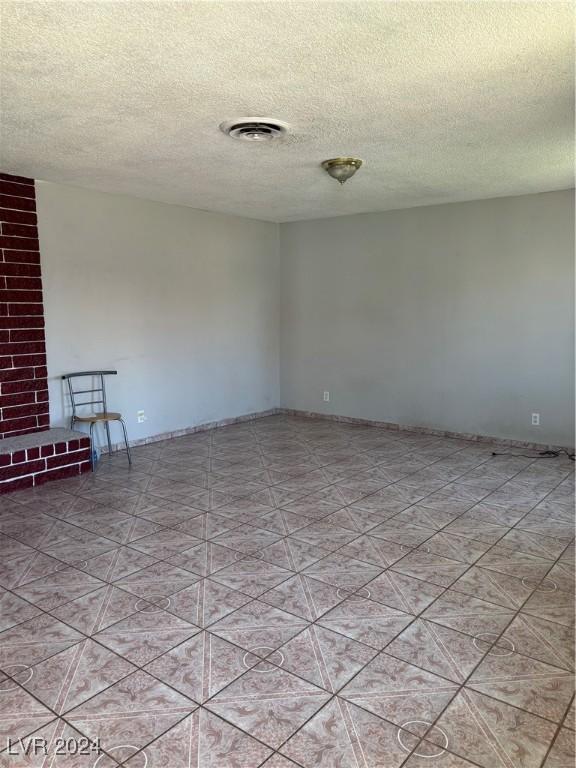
[0,414,573,767]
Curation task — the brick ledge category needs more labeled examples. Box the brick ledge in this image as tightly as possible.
[0,427,91,493]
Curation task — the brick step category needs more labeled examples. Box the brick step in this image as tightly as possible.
[0,427,91,493]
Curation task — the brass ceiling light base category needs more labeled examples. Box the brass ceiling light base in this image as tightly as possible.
[321,157,363,184]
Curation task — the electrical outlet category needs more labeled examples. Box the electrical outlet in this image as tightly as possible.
[323,391,330,402]
[532,413,540,426]
[137,410,147,424]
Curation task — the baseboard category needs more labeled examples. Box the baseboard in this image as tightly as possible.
[99,407,282,453]
[97,405,572,455]
[278,408,574,453]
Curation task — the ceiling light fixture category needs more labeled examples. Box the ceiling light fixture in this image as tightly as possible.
[220,117,289,142]
[321,157,363,184]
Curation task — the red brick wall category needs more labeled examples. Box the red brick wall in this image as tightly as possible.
[0,172,49,438]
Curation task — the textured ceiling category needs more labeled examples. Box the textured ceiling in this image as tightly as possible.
[1,1,574,222]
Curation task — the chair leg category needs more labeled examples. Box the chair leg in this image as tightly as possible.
[89,422,96,472]
[104,420,113,457]
[119,418,132,467]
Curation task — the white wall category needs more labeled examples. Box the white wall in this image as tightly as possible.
[37,182,280,445]
[37,183,573,449]
[280,190,574,447]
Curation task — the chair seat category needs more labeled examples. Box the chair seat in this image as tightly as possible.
[74,412,122,423]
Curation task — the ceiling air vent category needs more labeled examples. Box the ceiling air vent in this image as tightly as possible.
[220,117,289,142]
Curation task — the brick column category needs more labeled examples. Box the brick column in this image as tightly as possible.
[0,172,49,437]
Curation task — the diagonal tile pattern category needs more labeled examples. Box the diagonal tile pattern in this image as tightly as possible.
[0,414,573,766]
[339,652,459,734]
[206,661,331,748]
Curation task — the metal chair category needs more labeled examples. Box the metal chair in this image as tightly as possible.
[62,370,132,470]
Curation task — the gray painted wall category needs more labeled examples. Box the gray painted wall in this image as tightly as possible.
[280,190,574,446]
[37,182,280,445]
[36,182,573,448]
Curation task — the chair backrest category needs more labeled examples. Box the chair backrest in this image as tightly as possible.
[61,370,118,418]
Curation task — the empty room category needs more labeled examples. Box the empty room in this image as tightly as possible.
[0,1,574,767]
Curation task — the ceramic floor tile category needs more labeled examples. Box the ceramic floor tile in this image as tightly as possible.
[402,747,484,767]
[291,521,358,551]
[248,486,309,509]
[10,638,136,714]
[282,496,341,524]
[361,570,445,614]
[317,595,414,650]
[48,584,147,635]
[393,504,461,530]
[422,589,515,638]
[261,755,301,768]
[259,574,347,621]
[430,687,557,768]
[129,528,202,558]
[477,547,554,581]
[174,511,241,539]
[369,520,436,549]
[76,546,159,582]
[212,524,283,555]
[0,551,66,590]
[543,727,575,768]
[13,565,104,611]
[450,566,535,610]
[145,631,260,702]
[164,578,252,627]
[41,539,118,568]
[113,561,200,600]
[303,552,382,590]
[273,624,377,692]
[123,708,273,768]
[246,508,313,536]
[67,508,156,543]
[547,560,576,594]
[351,485,426,514]
[210,556,294,598]
[340,652,459,736]
[0,588,40,632]
[497,529,571,561]
[464,502,527,527]
[167,541,243,576]
[0,672,55,746]
[421,532,492,564]
[210,599,308,657]
[419,483,489,514]
[467,650,574,722]
[280,696,419,768]
[311,484,370,507]
[0,614,84,671]
[385,619,490,682]
[443,517,510,544]
[337,534,408,568]
[391,550,468,587]
[322,506,388,534]
[516,512,575,542]
[94,607,200,665]
[206,661,331,749]
[497,614,575,672]
[0,416,572,768]
[257,537,331,571]
[66,670,197,764]
[520,586,575,627]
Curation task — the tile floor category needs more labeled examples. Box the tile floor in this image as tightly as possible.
[0,414,573,767]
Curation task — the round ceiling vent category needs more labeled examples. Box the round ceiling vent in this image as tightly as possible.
[220,117,290,142]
